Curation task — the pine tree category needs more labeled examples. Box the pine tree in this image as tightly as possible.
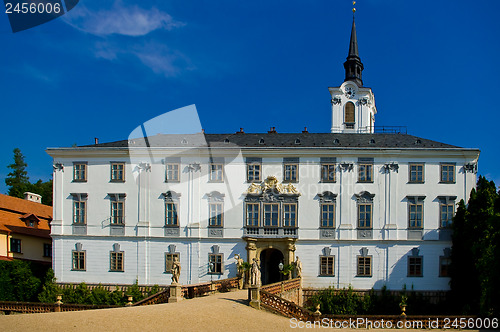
[450,176,500,316]
[5,148,30,198]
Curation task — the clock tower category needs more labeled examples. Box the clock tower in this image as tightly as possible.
[330,15,377,133]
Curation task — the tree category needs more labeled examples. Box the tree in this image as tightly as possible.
[4,148,53,205]
[5,148,30,199]
[449,176,500,316]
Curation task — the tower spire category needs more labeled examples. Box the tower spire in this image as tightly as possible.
[343,1,364,86]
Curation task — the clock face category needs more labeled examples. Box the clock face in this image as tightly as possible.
[344,86,356,98]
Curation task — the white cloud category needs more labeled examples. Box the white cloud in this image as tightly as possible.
[64,4,184,37]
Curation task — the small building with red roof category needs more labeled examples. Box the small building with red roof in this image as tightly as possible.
[0,192,52,264]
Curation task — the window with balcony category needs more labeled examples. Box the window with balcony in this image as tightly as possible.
[283,203,297,227]
[263,203,279,226]
[111,201,124,225]
[165,202,178,226]
[246,203,260,227]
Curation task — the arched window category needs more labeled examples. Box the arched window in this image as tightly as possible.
[344,102,355,124]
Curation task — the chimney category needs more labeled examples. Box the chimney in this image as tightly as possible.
[201,129,205,134]
[302,127,309,133]
[94,137,99,145]
[24,192,42,204]
[236,128,244,134]
[268,127,277,134]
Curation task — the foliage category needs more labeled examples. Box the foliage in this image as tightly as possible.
[4,148,53,205]
[126,280,144,302]
[0,260,44,301]
[5,148,30,199]
[279,264,295,276]
[241,262,252,271]
[38,268,61,303]
[450,176,500,316]
[147,284,161,297]
[309,285,452,315]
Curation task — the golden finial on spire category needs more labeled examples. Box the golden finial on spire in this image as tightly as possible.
[352,1,356,13]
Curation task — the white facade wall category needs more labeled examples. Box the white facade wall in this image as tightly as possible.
[48,146,478,290]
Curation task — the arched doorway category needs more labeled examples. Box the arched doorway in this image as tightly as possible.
[260,248,284,285]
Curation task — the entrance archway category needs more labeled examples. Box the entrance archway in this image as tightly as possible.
[260,248,284,285]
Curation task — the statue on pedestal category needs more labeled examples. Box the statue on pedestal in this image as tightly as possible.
[171,256,181,284]
[295,256,303,278]
[251,258,261,286]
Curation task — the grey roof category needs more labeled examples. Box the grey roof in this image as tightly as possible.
[80,133,464,149]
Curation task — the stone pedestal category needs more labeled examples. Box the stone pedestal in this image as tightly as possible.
[249,286,260,309]
[168,283,183,303]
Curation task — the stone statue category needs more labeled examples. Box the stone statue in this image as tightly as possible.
[171,256,181,284]
[247,183,261,194]
[251,258,261,286]
[234,254,244,277]
[295,256,303,278]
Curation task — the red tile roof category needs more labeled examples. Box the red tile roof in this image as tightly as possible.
[0,194,52,234]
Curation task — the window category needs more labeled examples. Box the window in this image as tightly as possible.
[344,102,355,124]
[73,162,87,182]
[110,252,124,272]
[72,251,86,271]
[440,164,455,183]
[320,256,335,276]
[73,201,86,224]
[283,203,297,227]
[409,203,423,229]
[357,256,372,276]
[263,203,279,226]
[440,203,454,228]
[208,254,223,274]
[246,203,260,226]
[358,163,373,182]
[165,253,180,273]
[111,201,124,224]
[321,164,336,182]
[408,256,423,277]
[409,163,424,183]
[166,163,180,182]
[358,204,372,229]
[209,203,223,226]
[43,243,52,257]
[10,238,21,253]
[110,162,125,182]
[209,163,223,182]
[165,202,178,226]
[439,257,451,277]
[247,163,261,182]
[321,204,335,228]
[283,164,298,182]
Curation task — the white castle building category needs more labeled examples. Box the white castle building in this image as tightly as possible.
[47,17,479,290]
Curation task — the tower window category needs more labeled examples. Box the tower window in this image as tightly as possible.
[344,102,355,124]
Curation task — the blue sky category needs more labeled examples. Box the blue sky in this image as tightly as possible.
[0,0,499,194]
